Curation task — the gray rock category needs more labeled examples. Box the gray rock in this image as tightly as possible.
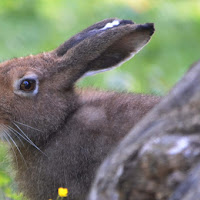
[88,60,200,200]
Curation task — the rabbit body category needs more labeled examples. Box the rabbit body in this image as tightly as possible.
[13,90,160,200]
[0,19,160,200]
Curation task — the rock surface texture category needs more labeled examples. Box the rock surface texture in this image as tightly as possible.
[88,60,200,200]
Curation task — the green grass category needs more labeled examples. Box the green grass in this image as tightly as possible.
[0,0,200,199]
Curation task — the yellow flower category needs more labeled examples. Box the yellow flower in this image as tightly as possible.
[58,187,68,198]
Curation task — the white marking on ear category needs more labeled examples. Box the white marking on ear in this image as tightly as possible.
[13,74,39,97]
[83,67,116,77]
[100,20,120,31]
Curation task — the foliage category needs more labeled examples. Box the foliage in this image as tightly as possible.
[0,0,200,199]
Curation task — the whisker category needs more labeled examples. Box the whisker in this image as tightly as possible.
[12,122,47,157]
[0,125,5,141]
[0,133,5,142]
[2,129,19,169]
[14,121,43,132]
[4,129,27,167]
[8,125,33,145]
[2,125,24,147]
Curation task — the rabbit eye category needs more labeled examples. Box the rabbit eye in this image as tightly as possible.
[14,74,39,97]
[20,79,36,92]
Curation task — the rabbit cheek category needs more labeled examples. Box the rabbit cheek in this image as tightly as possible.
[0,105,11,125]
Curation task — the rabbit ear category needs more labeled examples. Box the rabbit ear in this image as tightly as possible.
[50,19,154,85]
[83,22,155,77]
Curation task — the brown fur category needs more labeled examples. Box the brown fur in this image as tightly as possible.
[0,19,161,200]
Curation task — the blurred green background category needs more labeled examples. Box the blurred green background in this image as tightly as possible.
[0,0,200,199]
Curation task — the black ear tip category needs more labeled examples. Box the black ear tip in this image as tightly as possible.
[138,23,155,36]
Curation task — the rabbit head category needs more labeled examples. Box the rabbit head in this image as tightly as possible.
[0,18,154,146]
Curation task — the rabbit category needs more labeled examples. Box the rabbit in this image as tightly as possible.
[0,18,161,200]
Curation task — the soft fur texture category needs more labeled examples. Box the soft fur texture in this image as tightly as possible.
[0,18,161,200]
